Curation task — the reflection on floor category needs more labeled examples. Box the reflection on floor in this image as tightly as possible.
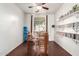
[7,41,71,56]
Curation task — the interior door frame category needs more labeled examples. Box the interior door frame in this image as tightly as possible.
[31,15,48,33]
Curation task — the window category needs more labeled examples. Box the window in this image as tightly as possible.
[32,15,46,33]
[34,17,46,32]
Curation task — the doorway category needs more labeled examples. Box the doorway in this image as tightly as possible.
[32,15,47,32]
[30,15,48,55]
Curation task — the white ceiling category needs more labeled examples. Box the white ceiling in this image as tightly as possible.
[16,3,63,14]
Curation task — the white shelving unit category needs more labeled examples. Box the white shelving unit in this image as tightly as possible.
[57,11,79,26]
[56,11,79,45]
[59,11,79,21]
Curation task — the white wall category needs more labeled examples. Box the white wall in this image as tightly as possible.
[48,14,55,41]
[25,14,55,41]
[55,3,79,56]
[0,4,24,55]
[24,14,31,32]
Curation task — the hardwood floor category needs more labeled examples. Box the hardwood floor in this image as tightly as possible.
[48,41,71,56]
[7,42,27,56]
[7,41,71,56]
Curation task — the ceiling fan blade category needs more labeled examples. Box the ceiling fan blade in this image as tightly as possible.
[36,3,46,6]
[42,3,46,5]
[28,6,33,8]
[42,6,49,10]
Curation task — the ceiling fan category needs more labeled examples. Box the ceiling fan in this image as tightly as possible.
[28,3,49,12]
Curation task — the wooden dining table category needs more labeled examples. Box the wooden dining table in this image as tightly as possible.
[26,32,48,56]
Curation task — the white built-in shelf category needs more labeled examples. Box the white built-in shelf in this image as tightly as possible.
[56,27,79,34]
[59,11,79,21]
[56,11,79,34]
[56,28,76,34]
[57,11,79,25]
[56,11,79,45]
[56,30,79,34]
[56,34,79,45]
[56,30,76,34]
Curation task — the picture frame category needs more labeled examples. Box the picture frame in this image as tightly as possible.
[72,34,76,42]
[70,33,72,38]
[76,34,79,40]
[73,22,79,32]
[76,34,79,44]
[65,33,67,37]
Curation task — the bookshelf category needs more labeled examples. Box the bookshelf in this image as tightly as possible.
[56,11,79,45]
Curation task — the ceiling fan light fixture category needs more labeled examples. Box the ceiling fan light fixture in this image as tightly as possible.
[36,6,42,10]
